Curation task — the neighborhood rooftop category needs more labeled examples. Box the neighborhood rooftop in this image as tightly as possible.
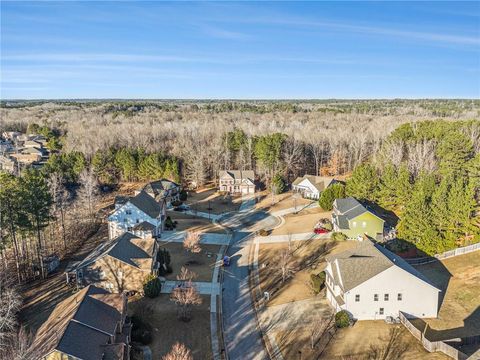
[30,285,128,360]
[221,169,255,179]
[120,190,163,218]
[326,240,439,292]
[292,175,335,192]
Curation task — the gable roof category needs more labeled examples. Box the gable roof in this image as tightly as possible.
[76,232,155,271]
[333,197,384,227]
[125,190,163,218]
[220,170,255,181]
[292,175,335,192]
[326,240,439,292]
[30,285,126,360]
[141,179,180,198]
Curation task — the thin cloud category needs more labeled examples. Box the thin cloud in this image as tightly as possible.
[201,25,251,40]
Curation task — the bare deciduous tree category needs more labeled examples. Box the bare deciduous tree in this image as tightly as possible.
[406,140,437,177]
[367,326,408,360]
[309,315,329,350]
[183,231,201,253]
[0,274,21,351]
[278,247,294,283]
[78,168,98,221]
[163,342,193,360]
[170,281,202,321]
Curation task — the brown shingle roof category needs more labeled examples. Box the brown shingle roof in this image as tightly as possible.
[220,170,255,181]
[292,175,335,191]
[31,285,127,359]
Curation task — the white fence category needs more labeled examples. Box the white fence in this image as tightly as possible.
[406,242,480,265]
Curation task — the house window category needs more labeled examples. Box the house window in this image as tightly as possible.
[352,221,357,227]
[362,221,367,228]
[384,294,389,301]
[136,218,140,223]
[127,227,132,232]
[398,293,402,301]
[106,282,114,290]
[126,209,132,215]
[123,218,128,223]
[99,271,106,279]
[355,294,360,302]
[379,308,384,315]
[374,294,378,301]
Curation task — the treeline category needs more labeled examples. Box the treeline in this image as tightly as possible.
[345,120,480,255]
[43,147,180,185]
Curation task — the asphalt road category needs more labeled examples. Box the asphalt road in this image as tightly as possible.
[220,209,279,360]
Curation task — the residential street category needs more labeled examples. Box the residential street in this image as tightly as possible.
[220,207,280,360]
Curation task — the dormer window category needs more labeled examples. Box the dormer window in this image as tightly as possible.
[126,209,132,215]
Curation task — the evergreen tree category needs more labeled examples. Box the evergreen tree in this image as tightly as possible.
[138,153,166,180]
[395,164,412,213]
[271,173,286,194]
[318,183,346,211]
[254,133,287,178]
[436,131,474,178]
[376,164,398,210]
[114,148,138,181]
[92,148,118,184]
[345,163,378,201]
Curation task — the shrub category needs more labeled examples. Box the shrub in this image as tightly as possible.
[179,189,188,201]
[131,315,153,345]
[335,310,350,328]
[143,274,162,298]
[310,271,326,294]
[322,221,333,231]
[331,232,348,241]
[258,229,269,236]
[164,216,175,230]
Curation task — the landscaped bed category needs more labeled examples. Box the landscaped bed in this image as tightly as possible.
[166,211,226,233]
[157,241,221,282]
[185,187,242,214]
[270,207,332,235]
[128,294,212,359]
[413,251,480,342]
[258,239,356,306]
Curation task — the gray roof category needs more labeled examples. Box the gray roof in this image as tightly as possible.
[334,197,368,219]
[326,240,439,292]
[220,170,255,181]
[30,285,126,359]
[76,232,154,271]
[129,190,163,218]
[142,179,180,198]
[133,221,155,231]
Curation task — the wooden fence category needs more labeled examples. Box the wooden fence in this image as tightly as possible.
[398,312,471,360]
[406,242,480,265]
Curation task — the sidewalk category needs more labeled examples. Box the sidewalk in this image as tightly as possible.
[161,280,221,295]
[161,231,231,245]
[255,232,329,244]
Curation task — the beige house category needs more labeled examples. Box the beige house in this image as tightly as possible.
[219,170,255,195]
[137,178,181,207]
[292,175,336,199]
[30,285,131,360]
[70,232,159,292]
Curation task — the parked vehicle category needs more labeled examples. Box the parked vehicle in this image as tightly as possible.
[314,227,330,234]
[223,256,230,266]
[173,204,190,212]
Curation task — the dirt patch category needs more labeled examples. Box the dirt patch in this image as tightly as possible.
[185,187,242,214]
[256,191,314,213]
[258,239,356,306]
[167,211,226,233]
[129,294,212,359]
[316,322,449,359]
[158,241,220,282]
[270,207,332,235]
[414,251,480,341]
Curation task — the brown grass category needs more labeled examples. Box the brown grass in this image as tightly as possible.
[413,251,480,341]
[258,239,356,306]
[167,211,226,233]
[158,241,220,282]
[129,294,212,359]
[255,191,314,212]
[270,207,332,235]
[185,187,242,214]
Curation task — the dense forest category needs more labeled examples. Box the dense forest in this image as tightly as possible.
[1,100,479,356]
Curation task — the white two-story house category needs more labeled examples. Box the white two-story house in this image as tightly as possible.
[325,240,440,320]
[108,190,166,240]
[138,178,181,208]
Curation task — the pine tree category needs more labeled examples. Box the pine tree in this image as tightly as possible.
[376,164,398,210]
[395,164,412,213]
[436,131,474,178]
[346,163,379,201]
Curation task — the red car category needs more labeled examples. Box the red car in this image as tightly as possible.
[314,227,330,234]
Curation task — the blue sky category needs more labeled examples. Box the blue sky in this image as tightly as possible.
[1,1,479,99]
